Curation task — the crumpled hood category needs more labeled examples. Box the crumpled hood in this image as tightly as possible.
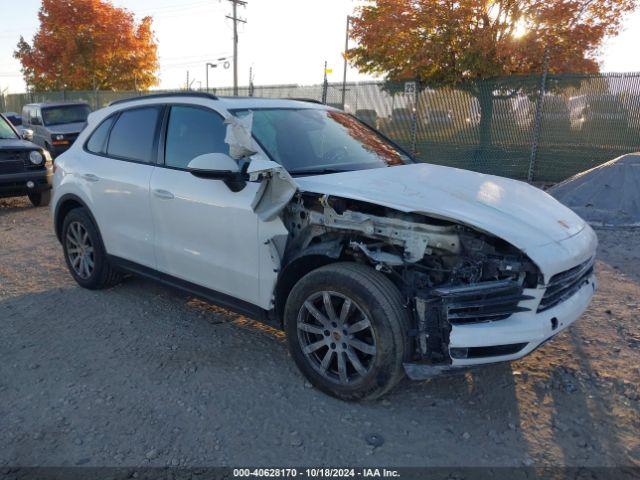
[294,163,586,251]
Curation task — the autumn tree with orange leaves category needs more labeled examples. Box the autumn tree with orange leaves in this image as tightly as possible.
[15,0,159,91]
[349,0,637,150]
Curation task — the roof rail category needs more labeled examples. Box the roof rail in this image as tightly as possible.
[288,98,325,105]
[108,91,218,107]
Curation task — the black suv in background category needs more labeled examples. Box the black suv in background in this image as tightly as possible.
[21,102,90,157]
[0,113,52,206]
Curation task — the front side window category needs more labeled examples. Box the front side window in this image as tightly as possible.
[164,106,228,169]
[26,107,38,124]
[232,108,410,175]
[107,107,161,163]
[0,115,18,139]
[42,105,90,126]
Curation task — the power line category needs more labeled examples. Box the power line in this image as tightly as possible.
[160,52,231,68]
[226,0,247,96]
[144,5,225,19]
[135,0,224,16]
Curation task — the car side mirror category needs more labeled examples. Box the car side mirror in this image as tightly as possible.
[21,129,34,141]
[30,117,42,126]
[187,153,246,192]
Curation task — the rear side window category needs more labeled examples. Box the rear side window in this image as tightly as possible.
[107,107,161,163]
[164,106,228,169]
[86,117,115,154]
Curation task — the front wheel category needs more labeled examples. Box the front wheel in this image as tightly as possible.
[284,263,411,401]
[62,208,121,289]
[28,190,51,207]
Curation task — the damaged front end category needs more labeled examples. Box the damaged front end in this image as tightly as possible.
[279,193,541,377]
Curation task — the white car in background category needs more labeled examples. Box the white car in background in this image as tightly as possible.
[51,92,597,400]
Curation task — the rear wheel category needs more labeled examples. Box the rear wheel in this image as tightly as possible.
[284,262,411,401]
[28,190,51,207]
[62,208,121,289]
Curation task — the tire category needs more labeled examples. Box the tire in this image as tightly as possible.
[61,208,121,290]
[28,190,51,207]
[284,262,411,401]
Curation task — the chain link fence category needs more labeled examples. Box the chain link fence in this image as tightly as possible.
[3,73,640,182]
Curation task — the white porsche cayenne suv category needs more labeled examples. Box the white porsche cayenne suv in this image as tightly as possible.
[51,92,597,400]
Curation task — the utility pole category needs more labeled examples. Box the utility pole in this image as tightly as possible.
[226,0,247,96]
[341,16,352,110]
[186,71,196,90]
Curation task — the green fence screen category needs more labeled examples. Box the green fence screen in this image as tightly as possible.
[3,73,639,183]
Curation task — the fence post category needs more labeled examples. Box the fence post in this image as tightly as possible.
[527,47,550,182]
[410,78,420,157]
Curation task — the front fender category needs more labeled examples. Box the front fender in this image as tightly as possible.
[274,240,344,322]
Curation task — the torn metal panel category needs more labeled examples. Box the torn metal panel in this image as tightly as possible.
[257,218,290,309]
[224,112,257,159]
[248,157,298,222]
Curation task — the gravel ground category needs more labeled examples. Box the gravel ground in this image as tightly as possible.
[1,196,639,468]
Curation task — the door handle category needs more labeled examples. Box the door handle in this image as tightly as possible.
[153,189,175,200]
[81,173,100,182]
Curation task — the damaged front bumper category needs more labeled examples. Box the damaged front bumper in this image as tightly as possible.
[404,273,597,380]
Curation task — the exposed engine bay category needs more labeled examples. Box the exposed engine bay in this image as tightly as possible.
[279,193,541,365]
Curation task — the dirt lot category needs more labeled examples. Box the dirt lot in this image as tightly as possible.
[1,196,639,468]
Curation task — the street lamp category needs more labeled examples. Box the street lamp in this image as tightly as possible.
[206,57,232,93]
[205,63,217,93]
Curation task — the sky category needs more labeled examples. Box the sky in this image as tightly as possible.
[1,0,640,94]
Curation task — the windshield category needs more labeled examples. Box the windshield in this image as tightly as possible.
[233,108,411,174]
[0,115,18,140]
[42,105,90,126]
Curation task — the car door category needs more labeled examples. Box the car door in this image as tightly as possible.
[149,104,264,306]
[31,107,46,147]
[82,105,160,268]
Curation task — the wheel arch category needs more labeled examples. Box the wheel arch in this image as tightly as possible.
[274,252,341,324]
[54,194,99,243]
